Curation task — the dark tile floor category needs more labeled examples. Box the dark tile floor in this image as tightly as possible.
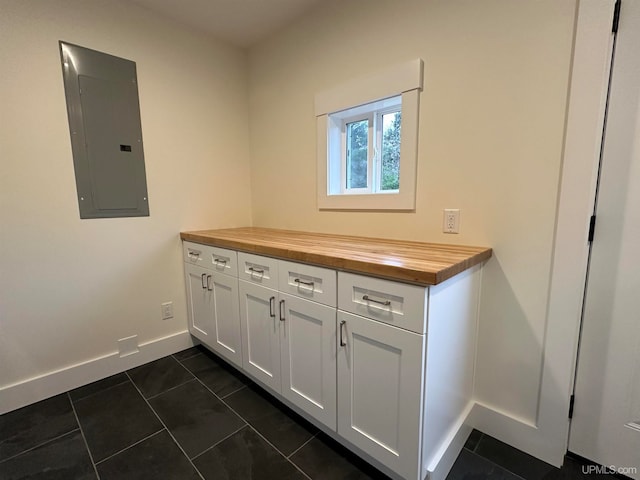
[0,345,619,480]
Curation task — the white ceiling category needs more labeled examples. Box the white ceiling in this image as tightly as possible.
[128,0,321,48]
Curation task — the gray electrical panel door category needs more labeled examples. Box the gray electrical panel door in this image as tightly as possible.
[60,42,149,218]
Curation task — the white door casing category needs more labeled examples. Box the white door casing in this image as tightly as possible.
[469,0,618,466]
[569,1,640,476]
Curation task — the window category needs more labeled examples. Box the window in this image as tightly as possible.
[331,96,402,195]
[316,59,423,210]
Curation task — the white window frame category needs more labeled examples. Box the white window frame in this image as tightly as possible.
[342,112,373,194]
[336,101,403,195]
[316,59,423,210]
[374,105,402,194]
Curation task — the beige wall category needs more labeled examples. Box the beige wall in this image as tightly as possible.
[0,0,252,389]
[0,0,582,450]
[248,0,576,423]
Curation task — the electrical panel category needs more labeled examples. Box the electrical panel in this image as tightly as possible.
[60,41,149,219]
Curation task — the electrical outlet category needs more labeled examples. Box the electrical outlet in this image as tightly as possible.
[443,209,460,234]
[161,301,174,320]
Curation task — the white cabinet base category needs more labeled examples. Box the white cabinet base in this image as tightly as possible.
[280,293,337,430]
[238,280,282,392]
[185,241,484,480]
[337,310,425,480]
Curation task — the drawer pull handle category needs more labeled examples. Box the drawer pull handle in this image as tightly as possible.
[201,273,207,289]
[248,267,264,277]
[294,278,315,289]
[213,258,227,265]
[206,275,212,291]
[189,250,201,257]
[362,295,391,306]
[339,320,346,347]
[269,296,276,318]
[279,299,285,322]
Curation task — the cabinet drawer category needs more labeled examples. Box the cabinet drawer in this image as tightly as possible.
[206,246,238,276]
[338,272,427,334]
[183,241,237,276]
[278,260,337,307]
[238,252,278,289]
[183,241,210,268]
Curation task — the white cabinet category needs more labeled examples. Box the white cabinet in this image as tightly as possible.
[183,239,482,480]
[337,272,427,480]
[280,292,337,430]
[206,271,242,368]
[185,263,214,341]
[337,310,424,480]
[183,242,242,369]
[238,280,282,391]
[237,255,338,430]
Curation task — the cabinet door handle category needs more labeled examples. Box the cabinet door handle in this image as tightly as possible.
[206,275,212,291]
[362,294,391,306]
[294,278,315,289]
[339,320,346,347]
[248,267,264,277]
[201,273,207,289]
[269,296,276,318]
[213,258,227,265]
[279,299,285,322]
[189,250,201,258]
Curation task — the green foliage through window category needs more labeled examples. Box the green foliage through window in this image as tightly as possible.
[381,112,401,190]
[346,120,368,189]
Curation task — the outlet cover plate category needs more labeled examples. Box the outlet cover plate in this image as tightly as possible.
[443,209,460,234]
[161,302,174,320]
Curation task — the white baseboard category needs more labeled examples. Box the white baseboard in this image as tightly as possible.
[0,330,195,415]
[469,401,564,467]
[425,402,474,480]
[424,399,566,479]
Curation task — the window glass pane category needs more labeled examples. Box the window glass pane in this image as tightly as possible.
[381,112,401,191]
[346,119,368,189]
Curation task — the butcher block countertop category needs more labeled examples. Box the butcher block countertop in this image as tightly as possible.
[180,227,492,286]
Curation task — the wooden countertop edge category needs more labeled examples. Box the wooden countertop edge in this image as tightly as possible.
[180,230,492,286]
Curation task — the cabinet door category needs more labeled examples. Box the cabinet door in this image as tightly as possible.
[238,280,281,392]
[280,293,337,430]
[209,272,242,369]
[184,263,213,342]
[337,311,425,480]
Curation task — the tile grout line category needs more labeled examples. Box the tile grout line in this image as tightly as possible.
[0,428,81,465]
[171,348,203,362]
[190,424,249,461]
[71,377,131,403]
[179,353,389,479]
[220,384,248,399]
[173,351,249,401]
[124,371,207,480]
[172,353,202,376]
[145,377,198,401]
[472,432,483,453]
[465,449,528,480]
[471,434,531,480]
[286,431,318,459]
[93,429,166,466]
[189,374,313,480]
[212,386,314,479]
[67,393,101,480]
[244,423,314,480]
